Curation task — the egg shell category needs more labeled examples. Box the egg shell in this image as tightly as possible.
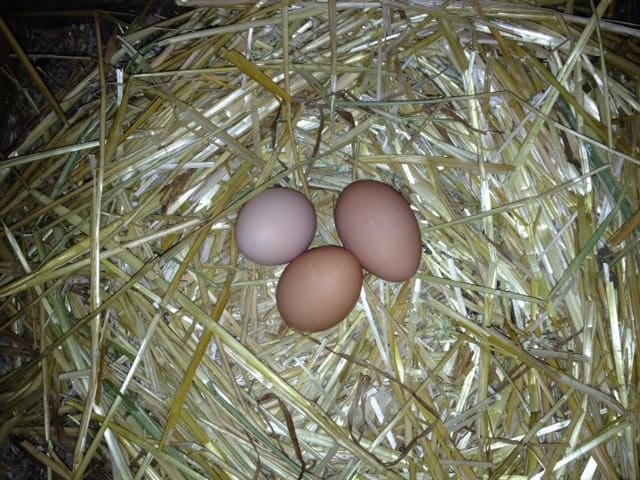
[276,246,363,332]
[236,187,316,265]
[334,180,421,282]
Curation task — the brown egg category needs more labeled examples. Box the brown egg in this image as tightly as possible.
[334,180,421,282]
[276,246,363,332]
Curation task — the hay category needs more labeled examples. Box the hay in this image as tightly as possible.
[1,1,639,479]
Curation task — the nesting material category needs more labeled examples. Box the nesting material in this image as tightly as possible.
[1,2,639,479]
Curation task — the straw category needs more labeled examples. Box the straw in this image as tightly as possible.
[1,1,638,478]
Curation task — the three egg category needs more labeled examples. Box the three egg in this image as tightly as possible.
[235,180,421,332]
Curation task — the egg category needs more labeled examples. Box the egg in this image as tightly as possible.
[334,180,421,282]
[276,246,363,332]
[236,187,316,265]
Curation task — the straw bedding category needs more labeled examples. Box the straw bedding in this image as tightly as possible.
[0,1,638,479]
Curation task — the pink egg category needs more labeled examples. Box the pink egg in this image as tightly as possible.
[236,187,316,265]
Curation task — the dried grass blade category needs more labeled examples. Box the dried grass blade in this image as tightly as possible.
[222,47,291,103]
[72,13,109,473]
[0,17,68,125]
[157,231,234,450]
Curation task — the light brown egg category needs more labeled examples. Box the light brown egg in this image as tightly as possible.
[276,246,363,332]
[334,180,421,282]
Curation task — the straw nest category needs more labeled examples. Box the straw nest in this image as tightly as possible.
[1,1,639,479]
